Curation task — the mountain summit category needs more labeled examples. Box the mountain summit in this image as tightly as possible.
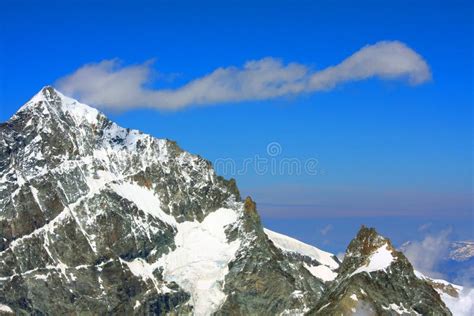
[0,88,460,314]
[311,227,452,315]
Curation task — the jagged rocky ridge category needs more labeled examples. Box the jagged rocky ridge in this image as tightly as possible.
[0,87,463,315]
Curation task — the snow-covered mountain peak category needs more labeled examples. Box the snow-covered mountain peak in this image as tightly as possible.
[450,241,474,262]
[1,88,247,313]
[16,86,102,125]
[311,227,454,315]
[30,86,62,103]
[336,226,412,281]
[1,89,467,315]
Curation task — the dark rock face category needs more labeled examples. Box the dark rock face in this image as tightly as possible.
[218,197,326,315]
[0,88,454,315]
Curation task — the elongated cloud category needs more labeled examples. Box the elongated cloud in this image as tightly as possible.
[56,41,431,110]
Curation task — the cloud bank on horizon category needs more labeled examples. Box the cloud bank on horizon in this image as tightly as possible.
[56,41,431,111]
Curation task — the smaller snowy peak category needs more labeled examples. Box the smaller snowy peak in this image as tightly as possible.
[449,241,474,262]
[311,227,453,315]
[340,226,400,276]
[344,226,391,259]
[16,86,102,125]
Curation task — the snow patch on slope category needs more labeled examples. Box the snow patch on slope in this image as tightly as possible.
[303,263,337,282]
[264,228,339,269]
[103,122,148,151]
[119,257,170,294]
[60,94,100,124]
[351,244,394,276]
[414,271,462,291]
[0,304,14,314]
[382,303,419,315]
[158,207,241,315]
[109,181,177,226]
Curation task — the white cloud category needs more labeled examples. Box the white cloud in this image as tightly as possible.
[320,224,333,236]
[418,222,432,232]
[309,41,431,90]
[56,41,431,111]
[443,288,474,316]
[402,229,451,278]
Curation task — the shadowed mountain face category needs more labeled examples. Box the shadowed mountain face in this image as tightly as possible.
[0,87,455,315]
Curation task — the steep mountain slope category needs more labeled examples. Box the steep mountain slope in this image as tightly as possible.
[415,271,474,316]
[0,87,461,315]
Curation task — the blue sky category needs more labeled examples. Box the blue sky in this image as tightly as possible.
[1,0,472,256]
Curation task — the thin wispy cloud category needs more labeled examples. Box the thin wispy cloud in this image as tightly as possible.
[56,41,431,111]
[320,224,333,236]
[418,222,432,232]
